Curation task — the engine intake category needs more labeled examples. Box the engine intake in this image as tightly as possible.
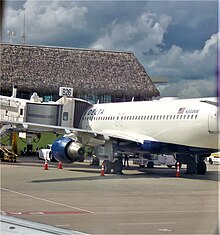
[51,137,85,163]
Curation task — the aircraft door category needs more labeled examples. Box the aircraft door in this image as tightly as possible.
[208,107,218,133]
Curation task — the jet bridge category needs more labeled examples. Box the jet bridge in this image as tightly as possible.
[0,88,93,129]
[55,96,92,128]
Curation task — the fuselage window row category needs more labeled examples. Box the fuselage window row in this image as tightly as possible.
[83,114,198,121]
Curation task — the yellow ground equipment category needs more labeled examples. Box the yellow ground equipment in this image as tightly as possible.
[0,146,17,162]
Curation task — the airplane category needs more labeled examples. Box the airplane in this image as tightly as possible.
[0,96,219,175]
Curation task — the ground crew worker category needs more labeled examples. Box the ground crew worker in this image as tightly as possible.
[124,154,129,167]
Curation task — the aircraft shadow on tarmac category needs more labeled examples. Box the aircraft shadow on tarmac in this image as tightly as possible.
[2,157,218,182]
[31,166,219,183]
[70,164,219,182]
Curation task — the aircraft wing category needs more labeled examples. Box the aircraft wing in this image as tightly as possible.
[0,120,101,138]
[0,120,156,145]
[99,129,157,144]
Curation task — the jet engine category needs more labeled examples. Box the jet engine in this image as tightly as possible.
[51,137,85,163]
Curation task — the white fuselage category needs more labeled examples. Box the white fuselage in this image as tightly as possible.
[81,98,218,150]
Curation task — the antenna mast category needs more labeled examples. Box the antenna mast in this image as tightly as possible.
[21,12,26,44]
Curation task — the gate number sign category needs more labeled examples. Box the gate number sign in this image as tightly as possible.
[59,87,73,97]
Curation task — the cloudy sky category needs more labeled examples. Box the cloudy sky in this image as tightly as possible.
[2,0,218,98]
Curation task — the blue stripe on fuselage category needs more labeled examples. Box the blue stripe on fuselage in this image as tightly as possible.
[115,140,217,155]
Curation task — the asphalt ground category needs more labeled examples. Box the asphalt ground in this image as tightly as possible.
[0,156,219,235]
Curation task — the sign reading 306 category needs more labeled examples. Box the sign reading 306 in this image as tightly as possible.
[59,87,73,97]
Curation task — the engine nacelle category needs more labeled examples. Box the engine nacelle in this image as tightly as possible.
[51,137,85,163]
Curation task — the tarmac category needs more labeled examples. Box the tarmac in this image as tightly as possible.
[0,156,219,234]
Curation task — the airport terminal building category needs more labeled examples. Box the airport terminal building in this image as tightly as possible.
[0,44,159,103]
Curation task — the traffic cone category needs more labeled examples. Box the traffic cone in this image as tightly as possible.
[44,161,49,170]
[58,162,63,169]
[176,162,180,177]
[100,162,105,176]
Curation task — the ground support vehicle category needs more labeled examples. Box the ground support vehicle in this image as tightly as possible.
[36,144,54,162]
[133,154,176,168]
[207,152,220,165]
[0,146,17,162]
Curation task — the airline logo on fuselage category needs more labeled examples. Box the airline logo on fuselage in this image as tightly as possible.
[177,107,200,114]
[86,108,105,116]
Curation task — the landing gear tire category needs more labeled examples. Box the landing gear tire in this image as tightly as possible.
[103,160,112,174]
[112,160,123,174]
[197,161,206,175]
[186,161,197,174]
[147,161,154,168]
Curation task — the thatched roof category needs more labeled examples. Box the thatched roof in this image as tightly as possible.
[0,44,159,99]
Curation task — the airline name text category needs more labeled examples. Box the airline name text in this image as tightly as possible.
[87,109,105,116]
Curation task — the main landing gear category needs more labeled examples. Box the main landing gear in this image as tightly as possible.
[103,159,123,174]
[102,141,123,174]
[177,154,207,175]
[187,158,207,175]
